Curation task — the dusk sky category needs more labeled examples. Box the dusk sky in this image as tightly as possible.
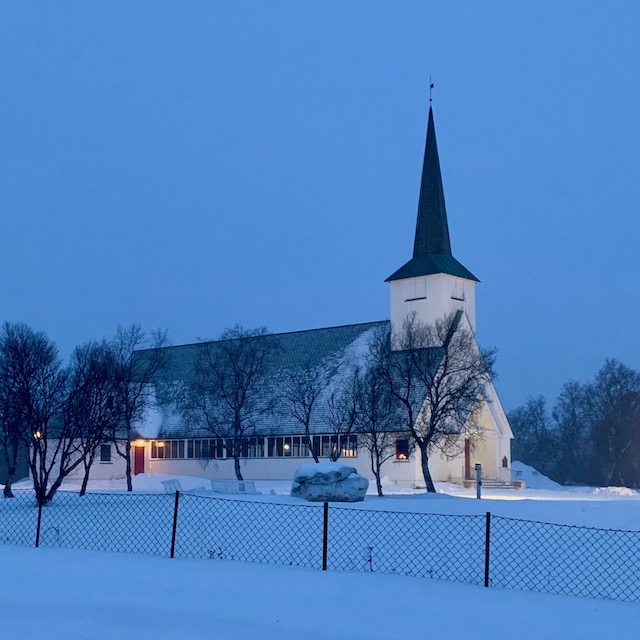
[1,2,639,411]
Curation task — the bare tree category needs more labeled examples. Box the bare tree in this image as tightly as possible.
[0,323,32,497]
[375,312,495,493]
[111,325,169,492]
[281,364,328,463]
[0,388,23,497]
[509,395,556,478]
[65,342,121,496]
[356,349,407,496]
[0,322,74,504]
[184,326,277,481]
[586,359,640,487]
[324,368,360,461]
[551,381,590,484]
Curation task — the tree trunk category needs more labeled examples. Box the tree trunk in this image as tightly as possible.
[419,446,436,493]
[46,474,66,502]
[305,431,319,463]
[374,470,383,497]
[3,469,15,498]
[35,483,47,506]
[2,445,18,497]
[125,439,133,492]
[233,454,243,481]
[79,460,92,497]
[370,452,384,497]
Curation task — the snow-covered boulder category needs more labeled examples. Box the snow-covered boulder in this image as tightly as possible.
[291,462,368,502]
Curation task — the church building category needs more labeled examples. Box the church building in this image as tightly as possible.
[95,106,514,489]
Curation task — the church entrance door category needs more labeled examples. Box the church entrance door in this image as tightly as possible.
[464,438,471,479]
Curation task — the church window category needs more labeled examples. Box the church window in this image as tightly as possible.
[451,279,465,301]
[405,278,426,302]
[100,444,111,463]
[395,439,410,460]
[341,435,358,457]
[150,439,188,459]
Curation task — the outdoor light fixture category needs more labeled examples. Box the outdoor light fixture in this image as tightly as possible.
[33,431,42,440]
[283,443,291,451]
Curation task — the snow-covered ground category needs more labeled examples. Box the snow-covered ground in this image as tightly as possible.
[8,462,639,530]
[2,464,640,634]
[1,544,637,640]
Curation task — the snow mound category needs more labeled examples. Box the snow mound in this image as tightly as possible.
[293,462,356,484]
[511,461,562,490]
[292,462,368,502]
[592,486,639,497]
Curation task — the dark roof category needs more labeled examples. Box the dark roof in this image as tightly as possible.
[149,321,387,384]
[136,321,394,438]
[386,106,479,283]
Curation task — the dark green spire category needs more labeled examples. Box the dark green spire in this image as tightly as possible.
[386,106,478,283]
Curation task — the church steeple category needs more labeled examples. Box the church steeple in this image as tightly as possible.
[413,106,451,257]
[386,106,478,283]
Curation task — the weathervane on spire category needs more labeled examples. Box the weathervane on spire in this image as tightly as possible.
[429,76,435,103]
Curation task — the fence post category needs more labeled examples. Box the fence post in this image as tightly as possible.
[322,502,329,571]
[35,498,43,548]
[484,511,491,587]
[170,490,180,559]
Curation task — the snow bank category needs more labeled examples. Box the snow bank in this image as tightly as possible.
[592,486,639,497]
[0,545,636,640]
[511,461,562,490]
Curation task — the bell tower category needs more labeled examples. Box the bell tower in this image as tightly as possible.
[386,106,478,345]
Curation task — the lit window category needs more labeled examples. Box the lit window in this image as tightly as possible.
[396,439,409,461]
[341,435,357,457]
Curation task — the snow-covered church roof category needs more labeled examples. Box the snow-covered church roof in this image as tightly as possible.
[136,320,390,438]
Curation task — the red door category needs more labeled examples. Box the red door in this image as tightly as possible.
[134,446,145,475]
[464,438,471,479]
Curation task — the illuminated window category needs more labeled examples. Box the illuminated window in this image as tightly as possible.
[396,439,410,460]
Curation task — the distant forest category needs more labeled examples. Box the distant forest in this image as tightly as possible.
[508,359,640,488]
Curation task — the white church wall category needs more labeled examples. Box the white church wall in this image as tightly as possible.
[145,452,424,486]
[31,440,128,483]
[389,273,476,341]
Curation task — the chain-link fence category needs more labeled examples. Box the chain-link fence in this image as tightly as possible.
[490,515,640,602]
[1,489,639,604]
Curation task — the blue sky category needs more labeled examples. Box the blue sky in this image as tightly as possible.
[1,2,639,410]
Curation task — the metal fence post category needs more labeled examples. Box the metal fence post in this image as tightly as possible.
[484,511,491,587]
[170,490,180,559]
[322,502,329,571]
[35,498,43,548]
